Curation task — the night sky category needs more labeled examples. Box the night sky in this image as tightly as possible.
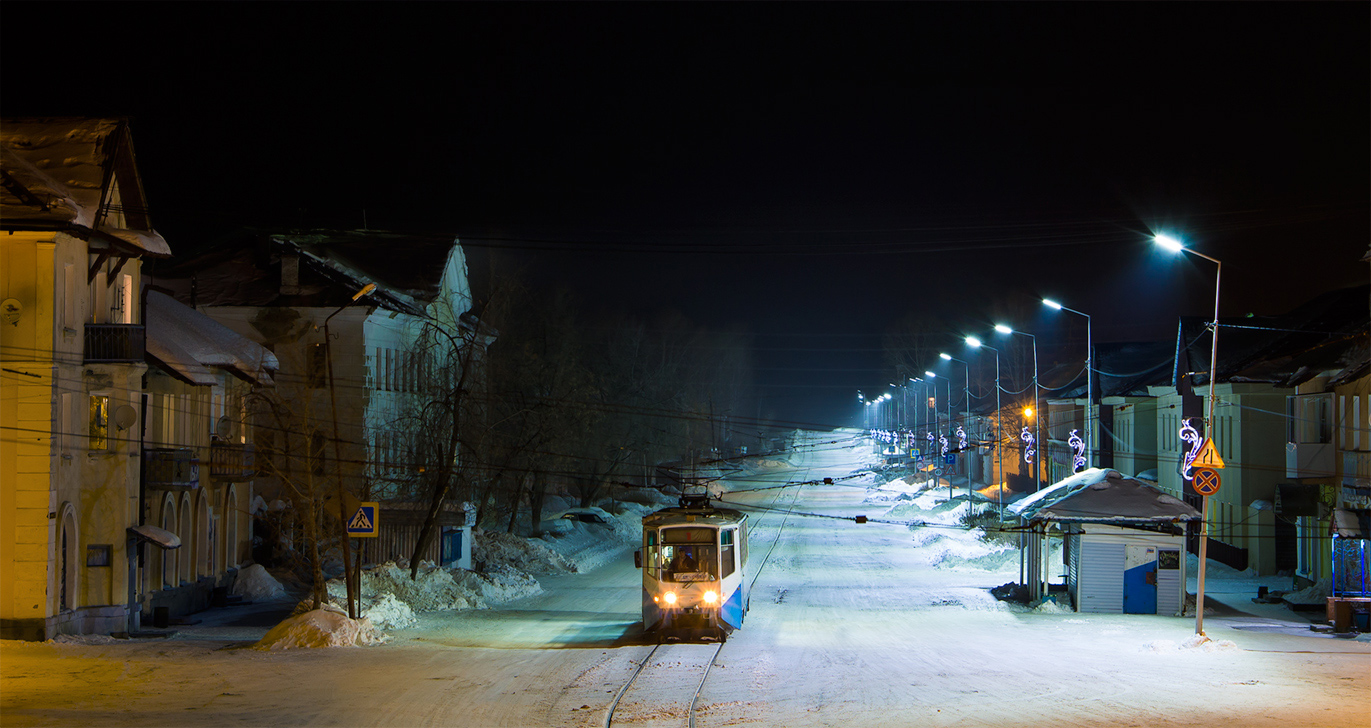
[4,3,1367,428]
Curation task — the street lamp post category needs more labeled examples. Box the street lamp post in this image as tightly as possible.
[322,281,377,620]
[1043,298,1093,470]
[940,353,973,501]
[966,336,1002,515]
[1156,232,1222,638]
[926,371,953,501]
[994,325,1041,492]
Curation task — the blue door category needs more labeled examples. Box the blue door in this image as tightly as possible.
[441,527,463,568]
[1123,545,1158,614]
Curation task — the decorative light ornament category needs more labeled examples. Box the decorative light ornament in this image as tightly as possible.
[939,434,949,458]
[1068,429,1086,472]
[1021,426,1035,464]
[956,425,967,451]
[1179,418,1203,481]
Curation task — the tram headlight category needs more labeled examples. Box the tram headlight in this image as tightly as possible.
[663,591,677,605]
[703,590,718,604]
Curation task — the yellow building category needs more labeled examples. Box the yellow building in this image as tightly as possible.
[1,118,172,638]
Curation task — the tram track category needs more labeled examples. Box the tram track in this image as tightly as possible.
[603,442,813,727]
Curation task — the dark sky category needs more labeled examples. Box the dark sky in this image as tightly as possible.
[4,3,1367,428]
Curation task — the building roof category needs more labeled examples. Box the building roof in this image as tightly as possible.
[155,228,463,316]
[0,117,170,256]
[1008,468,1202,524]
[146,290,278,385]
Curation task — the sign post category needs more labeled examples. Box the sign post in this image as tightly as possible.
[1183,433,1225,636]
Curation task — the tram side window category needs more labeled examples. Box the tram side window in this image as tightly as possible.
[720,529,736,578]
[645,530,659,578]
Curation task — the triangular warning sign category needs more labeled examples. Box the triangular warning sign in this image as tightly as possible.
[1194,438,1225,469]
[348,507,373,531]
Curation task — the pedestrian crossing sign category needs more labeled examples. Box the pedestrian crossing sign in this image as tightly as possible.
[347,502,379,537]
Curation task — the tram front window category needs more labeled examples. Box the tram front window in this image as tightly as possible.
[663,544,717,582]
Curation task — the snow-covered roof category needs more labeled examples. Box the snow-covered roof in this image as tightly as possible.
[0,117,171,257]
[146,291,278,385]
[1008,468,1201,524]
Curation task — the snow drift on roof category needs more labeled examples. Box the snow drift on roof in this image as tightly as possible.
[1008,467,1201,524]
[146,291,278,384]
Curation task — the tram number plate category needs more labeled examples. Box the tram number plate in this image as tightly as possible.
[675,572,709,582]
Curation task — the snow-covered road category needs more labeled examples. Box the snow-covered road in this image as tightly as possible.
[3,430,1368,727]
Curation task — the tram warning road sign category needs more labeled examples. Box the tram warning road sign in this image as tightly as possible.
[1192,467,1221,496]
[347,502,379,537]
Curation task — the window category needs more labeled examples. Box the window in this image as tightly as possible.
[720,528,736,578]
[86,544,112,567]
[1288,394,1332,444]
[307,344,328,388]
[89,395,110,450]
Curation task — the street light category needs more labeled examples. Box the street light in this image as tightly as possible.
[966,335,1003,515]
[1156,231,1222,638]
[1043,297,1093,469]
[993,324,1041,492]
[940,352,974,501]
[322,281,377,620]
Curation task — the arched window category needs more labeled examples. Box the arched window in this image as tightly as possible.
[159,494,177,589]
[179,495,192,585]
[223,485,239,571]
[57,504,78,613]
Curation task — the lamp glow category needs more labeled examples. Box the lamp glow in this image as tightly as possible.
[925,371,936,378]
[994,324,1013,335]
[1154,233,1184,252]
[966,336,982,348]
[940,352,952,361]
[1042,298,1063,310]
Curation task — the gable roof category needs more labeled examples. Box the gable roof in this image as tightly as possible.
[0,117,170,256]
[146,290,278,385]
[155,228,464,316]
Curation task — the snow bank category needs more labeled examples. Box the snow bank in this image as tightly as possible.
[232,563,289,601]
[477,530,575,574]
[254,608,386,650]
[51,633,121,645]
[1281,576,1331,605]
[318,560,544,621]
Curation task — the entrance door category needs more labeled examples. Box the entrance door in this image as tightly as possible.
[1123,544,1158,614]
[440,527,463,568]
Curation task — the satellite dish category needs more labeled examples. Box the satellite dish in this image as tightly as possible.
[216,415,237,440]
[113,404,137,431]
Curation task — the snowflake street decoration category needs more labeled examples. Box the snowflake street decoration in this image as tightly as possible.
[1067,429,1086,472]
[939,434,949,458]
[956,425,967,451]
[1021,426,1035,464]
[1179,418,1203,481]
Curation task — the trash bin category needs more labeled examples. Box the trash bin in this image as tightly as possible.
[153,606,170,629]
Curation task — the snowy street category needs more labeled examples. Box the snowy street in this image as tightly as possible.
[2,431,1368,727]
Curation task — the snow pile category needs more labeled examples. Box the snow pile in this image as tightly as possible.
[232,563,289,601]
[311,560,545,622]
[478,529,575,574]
[1033,598,1072,614]
[1143,635,1239,653]
[1281,576,1331,605]
[254,607,386,650]
[863,477,921,503]
[319,584,417,630]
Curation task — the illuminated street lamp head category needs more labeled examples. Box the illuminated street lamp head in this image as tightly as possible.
[939,352,952,361]
[1023,406,1034,419]
[924,371,936,378]
[966,336,983,348]
[351,283,377,301]
[993,324,1013,335]
[1154,233,1184,253]
[1042,298,1062,310]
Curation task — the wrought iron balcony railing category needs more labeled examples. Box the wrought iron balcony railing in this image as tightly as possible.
[144,448,200,490]
[84,324,145,363]
[210,441,256,481]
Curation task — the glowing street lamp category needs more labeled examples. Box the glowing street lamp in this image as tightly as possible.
[1043,297,1093,469]
[939,352,974,501]
[993,324,1041,491]
[1156,231,1222,639]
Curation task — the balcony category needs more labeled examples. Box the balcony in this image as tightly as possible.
[210,441,256,481]
[144,448,199,490]
[1286,441,1334,479]
[84,324,145,363]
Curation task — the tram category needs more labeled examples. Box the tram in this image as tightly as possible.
[635,493,750,642]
